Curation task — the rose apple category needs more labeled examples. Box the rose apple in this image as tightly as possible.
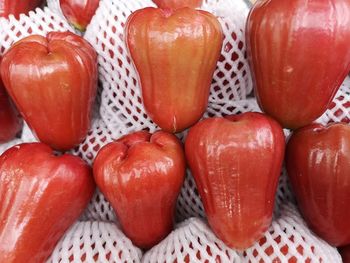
[0,32,98,151]
[125,7,223,133]
[286,123,350,246]
[93,131,186,249]
[185,112,285,249]
[246,0,350,129]
[0,143,95,263]
[60,0,100,31]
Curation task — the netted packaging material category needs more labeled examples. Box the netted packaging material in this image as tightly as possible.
[317,76,350,125]
[48,221,142,263]
[46,0,67,24]
[143,203,341,262]
[0,7,73,55]
[142,218,241,262]
[241,203,342,262]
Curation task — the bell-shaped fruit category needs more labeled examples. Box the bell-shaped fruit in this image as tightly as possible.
[125,7,223,133]
[185,112,285,249]
[0,143,95,263]
[286,123,350,246]
[93,131,186,249]
[1,32,98,151]
[246,0,350,129]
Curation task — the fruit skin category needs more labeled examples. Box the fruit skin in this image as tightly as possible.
[125,7,223,133]
[152,0,202,9]
[340,245,350,263]
[0,142,95,263]
[0,57,21,143]
[59,0,100,32]
[246,0,350,129]
[0,0,43,18]
[0,32,98,151]
[93,131,186,249]
[185,112,285,249]
[286,123,350,247]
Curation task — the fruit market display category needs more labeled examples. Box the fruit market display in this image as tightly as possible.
[0,0,349,262]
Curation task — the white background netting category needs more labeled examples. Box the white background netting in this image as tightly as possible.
[0,0,347,261]
[48,221,142,263]
[144,203,341,263]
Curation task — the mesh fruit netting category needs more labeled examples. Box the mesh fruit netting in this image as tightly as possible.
[0,0,348,261]
[143,203,342,263]
[48,221,142,263]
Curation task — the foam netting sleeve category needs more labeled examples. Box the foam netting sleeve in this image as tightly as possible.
[46,0,68,24]
[0,6,74,54]
[317,75,350,125]
[47,221,142,263]
[143,203,341,262]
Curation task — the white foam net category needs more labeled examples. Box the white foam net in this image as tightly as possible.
[143,203,341,263]
[317,76,350,125]
[0,0,345,262]
[48,221,142,263]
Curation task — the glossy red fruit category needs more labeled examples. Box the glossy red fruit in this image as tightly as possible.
[0,57,21,143]
[60,0,100,31]
[246,0,350,129]
[0,0,43,18]
[1,32,98,151]
[125,7,223,133]
[286,123,350,247]
[0,143,95,263]
[185,112,285,249]
[152,0,202,9]
[93,131,186,249]
[340,246,350,263]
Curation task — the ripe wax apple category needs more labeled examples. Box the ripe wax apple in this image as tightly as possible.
[246,0,350,129]
[286,123,350,246]
[60,0,100,31]
[0,143,95,263]
[185,112,285,249]
[93,131,186,249]
[0,32,98,151]
[125,7,223,133]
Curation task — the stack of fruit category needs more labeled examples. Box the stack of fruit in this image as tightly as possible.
[0,0,350,262]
